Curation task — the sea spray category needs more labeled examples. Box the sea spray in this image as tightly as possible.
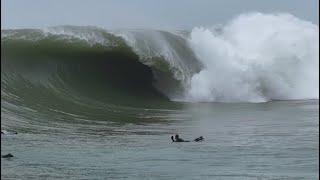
[186,13,319,102]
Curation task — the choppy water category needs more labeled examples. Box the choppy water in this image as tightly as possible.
[2,100,318,179]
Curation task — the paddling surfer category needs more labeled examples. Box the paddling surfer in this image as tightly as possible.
[171,134,204,142]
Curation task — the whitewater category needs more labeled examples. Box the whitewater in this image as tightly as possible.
[186,13,319,102]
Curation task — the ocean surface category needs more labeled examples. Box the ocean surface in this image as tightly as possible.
[1,101,319,179]
[1,13,319,179]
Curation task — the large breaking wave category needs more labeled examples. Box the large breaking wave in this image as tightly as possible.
[2,13,319,104]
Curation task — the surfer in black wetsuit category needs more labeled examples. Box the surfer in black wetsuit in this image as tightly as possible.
[171,134,204,142]
[2,153,14,158]
[175,134,189,142]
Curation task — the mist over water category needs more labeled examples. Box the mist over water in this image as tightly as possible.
[186,13,319,102]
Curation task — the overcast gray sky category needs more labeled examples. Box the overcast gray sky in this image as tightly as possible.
[1,0,319,29]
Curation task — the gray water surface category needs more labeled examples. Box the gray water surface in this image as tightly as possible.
[1,100,319,179]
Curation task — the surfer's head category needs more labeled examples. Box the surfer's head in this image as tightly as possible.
[175,134,179,139]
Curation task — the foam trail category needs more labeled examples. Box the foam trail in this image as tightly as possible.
[186,13,319,102]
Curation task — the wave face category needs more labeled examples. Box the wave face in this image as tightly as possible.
[1,27,185,127]
[1,13,319,107]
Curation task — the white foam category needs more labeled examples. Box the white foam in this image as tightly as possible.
[185,13,319,102]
